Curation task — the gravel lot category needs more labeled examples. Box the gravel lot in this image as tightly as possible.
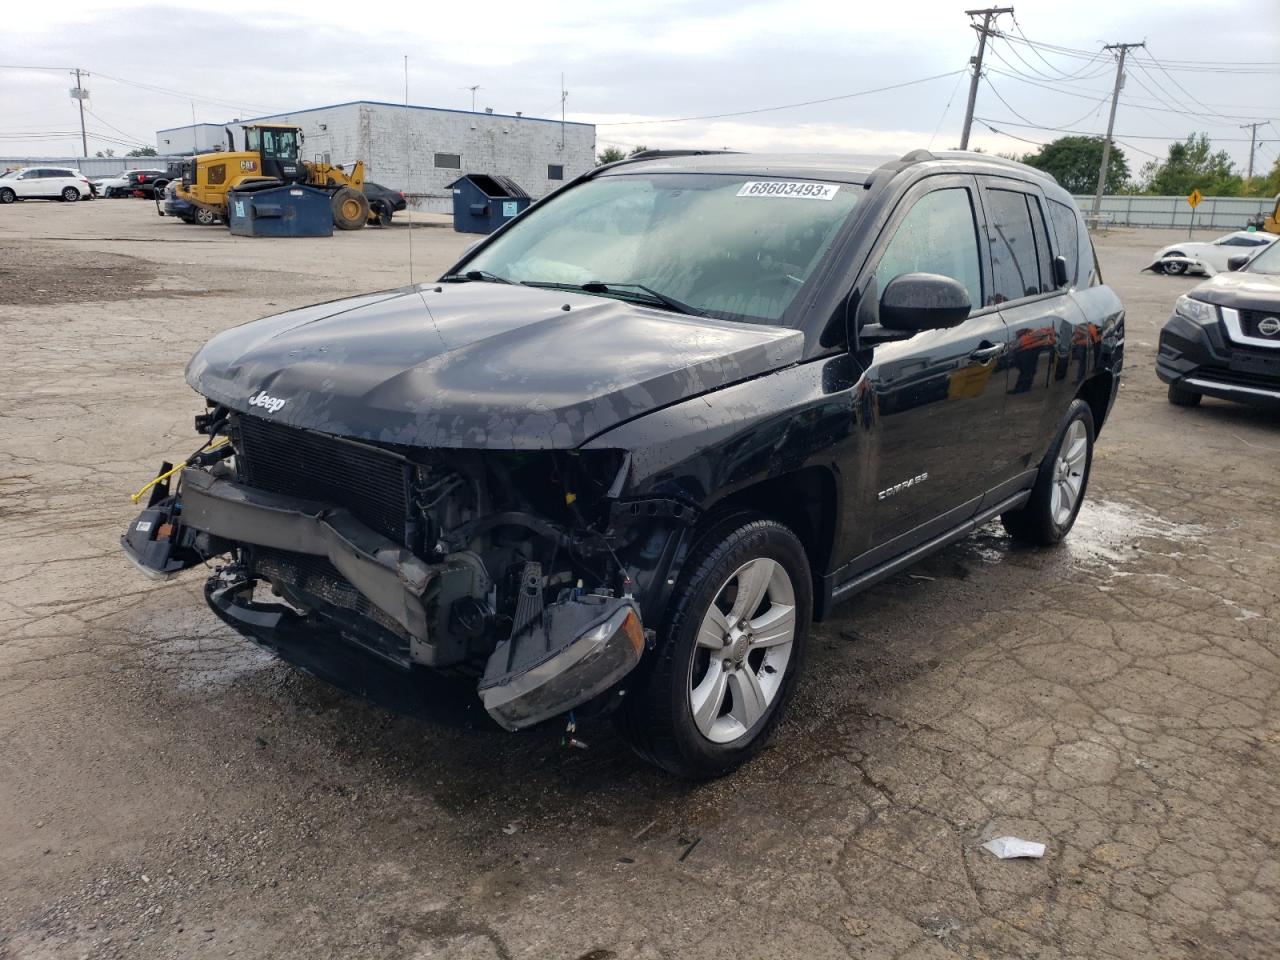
[1,198,1277,960]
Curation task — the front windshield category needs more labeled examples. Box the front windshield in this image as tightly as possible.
[464,173,861,323]
[0,170,17,179]
[1244,239,1280,275]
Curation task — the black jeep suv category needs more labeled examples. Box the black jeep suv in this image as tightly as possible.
[122,150,1123,777]
[1157,237,1280,411]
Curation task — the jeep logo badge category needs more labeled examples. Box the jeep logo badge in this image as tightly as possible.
[1258,316,1280,337]
[248,390,287,414]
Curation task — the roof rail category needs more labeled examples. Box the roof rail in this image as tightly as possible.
[627,149,742,161]
[864,150,935,188]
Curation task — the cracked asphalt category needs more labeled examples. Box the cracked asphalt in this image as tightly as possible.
[1,200,1277,960]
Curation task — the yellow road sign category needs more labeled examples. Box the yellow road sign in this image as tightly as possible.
[1187,189,1203,208]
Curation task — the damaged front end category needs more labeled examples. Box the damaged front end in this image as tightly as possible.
[122,405,682,730]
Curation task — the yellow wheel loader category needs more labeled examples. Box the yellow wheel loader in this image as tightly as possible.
[173,123,371,230]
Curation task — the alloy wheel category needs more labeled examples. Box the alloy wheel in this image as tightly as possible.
[688,557,796,744]
[1051,418,1088,526]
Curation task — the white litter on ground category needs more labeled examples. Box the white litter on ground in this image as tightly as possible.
[982,837,1046,859]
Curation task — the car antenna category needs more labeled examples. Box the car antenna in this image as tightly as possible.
[405,53,415,285]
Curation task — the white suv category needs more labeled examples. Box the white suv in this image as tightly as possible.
[0,167,93,203]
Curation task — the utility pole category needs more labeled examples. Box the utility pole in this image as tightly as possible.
[959,6,1013,150]
[69,68,88,158]
[1240,122,1263,181]
[461,85,480,112]
[559,73,568,151]
[1091,42,1144,219]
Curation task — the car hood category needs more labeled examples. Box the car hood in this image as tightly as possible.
[186,282,804,450]
[1186,270,1280,310]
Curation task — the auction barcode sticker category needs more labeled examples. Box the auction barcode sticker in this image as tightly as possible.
[737,181,840,200]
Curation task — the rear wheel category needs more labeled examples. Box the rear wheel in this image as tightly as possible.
[0,188,14,204]
[194,207,217,226]
[331,187,369,230]
[1168,381,1202,407]
[61,186,80,202]
[616,514,811,779]
[1001,399,1094,546]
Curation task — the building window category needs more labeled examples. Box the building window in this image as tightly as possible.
[548,164,564,181]
[434,153,461,169]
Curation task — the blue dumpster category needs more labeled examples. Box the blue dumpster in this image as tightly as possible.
[448,174,531,234]
[227,184,333,238]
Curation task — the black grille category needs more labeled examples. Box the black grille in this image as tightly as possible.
[236,415,409,544]
[1239,309,1280,343]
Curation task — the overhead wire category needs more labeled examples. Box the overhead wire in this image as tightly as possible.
[594,69,965,126]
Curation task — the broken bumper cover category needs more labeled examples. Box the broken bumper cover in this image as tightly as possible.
[479,596,645,731]
[121,467,648,730]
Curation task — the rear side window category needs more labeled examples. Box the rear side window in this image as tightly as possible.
[1047,199,1080,285]
[1027,196,1055,292]
[874,187,983,310]
[987,189,1045,303]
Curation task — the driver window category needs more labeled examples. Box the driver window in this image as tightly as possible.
[874,188,983,310]
[246,128,260,152]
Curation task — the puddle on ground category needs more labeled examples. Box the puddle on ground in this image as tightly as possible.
[1065,499,1209,566]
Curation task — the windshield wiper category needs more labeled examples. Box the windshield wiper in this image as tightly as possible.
[439,269,513,284]
[523,280,702,316]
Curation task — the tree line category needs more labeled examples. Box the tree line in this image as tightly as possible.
[1015,133,1279,198]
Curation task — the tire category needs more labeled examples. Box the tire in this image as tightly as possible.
[0,188,14,204]
[616,514,811,779]
[194,207,217,226]
[1001,399,1094,546]
[331,187,369,230]
[1162,254,1186,275]
[61,186,80,202]
[1168,381,1202,407]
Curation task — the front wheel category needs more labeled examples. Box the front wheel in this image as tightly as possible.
[194,207,217,226]
[1162,254,1187,275]
[0,188,14,204]
[616,515,811,779]
[61,186,80,202]
[331,187,369,230]
[1001,399,1094,546]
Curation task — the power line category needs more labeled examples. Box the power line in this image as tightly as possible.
[974,115,1260,142]
[997,35,1280,73]
[982,76,1109,132]
[595,69,966,126]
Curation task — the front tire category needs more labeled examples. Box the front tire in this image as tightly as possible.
[194,207,217,226]
[1168,382,1202,407]
[61,186,80,202]
[331,187,369,230]
[1162,254,1187,275]
[0,188,14,204]
[1001,399,1094,546]
[617,515,811,779]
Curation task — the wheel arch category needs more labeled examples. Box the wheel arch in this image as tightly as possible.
[1075,370,1116,438]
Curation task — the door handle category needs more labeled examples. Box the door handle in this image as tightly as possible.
[969,342,1004,362]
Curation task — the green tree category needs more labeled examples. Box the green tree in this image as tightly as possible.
[628,145,649,156]
[126,146,158,157]
[1139,133,1241,196]
[1020,136,1130,194]
[94,148,116,158]
[596,146,625,165]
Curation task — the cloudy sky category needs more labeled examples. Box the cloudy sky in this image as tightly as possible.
[3,0,1277,175]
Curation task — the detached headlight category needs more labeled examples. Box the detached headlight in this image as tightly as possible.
[1174,295,1217,325]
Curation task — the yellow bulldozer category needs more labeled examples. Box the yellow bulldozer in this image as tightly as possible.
[173,123,372,229]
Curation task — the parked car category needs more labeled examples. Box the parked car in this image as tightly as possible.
[121,149,1124,778]
[362,181,407,226]
[95,174,133,198]
[0,167,93,203]
[124,168,169,199]
[158,180,199,223]
[1157,233,1280,410]
[1145,230,1277,276]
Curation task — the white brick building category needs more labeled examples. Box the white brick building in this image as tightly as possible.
[157,101,596,213]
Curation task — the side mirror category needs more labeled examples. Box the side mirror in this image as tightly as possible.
[1052,255,1070,288]
[1227,254,1250,272]
[879,273,971,333]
